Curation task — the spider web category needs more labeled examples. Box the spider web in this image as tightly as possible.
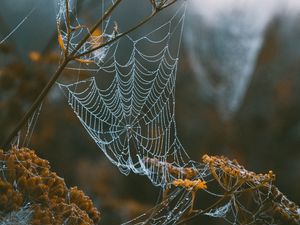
[124,157,299,225]
[59,3,189,187]
[0,7,36,45]
[56,1,300,225]
[56,0,114,66]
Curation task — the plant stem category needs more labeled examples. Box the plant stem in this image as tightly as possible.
[2,0,123,150]
[2,0,178,149]
[70,0,122,58]
[75,0,178,58]
[65,0,71,57]
[2,59,69,149]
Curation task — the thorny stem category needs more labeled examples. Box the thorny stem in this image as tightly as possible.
[2,0,178,149]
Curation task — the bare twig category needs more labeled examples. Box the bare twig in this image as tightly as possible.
[2,0,178,149]
[65,0,71,57]
[2,59,69,149]
[74,0,178,58]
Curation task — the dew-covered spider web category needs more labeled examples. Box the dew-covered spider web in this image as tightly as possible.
[59,1,190,187]
[122,155,300,225]
[56,0,114,66]
[56,1,300,224]
[0,7,36,45]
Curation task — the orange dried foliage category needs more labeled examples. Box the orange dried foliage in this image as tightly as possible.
[74,58,94,64]
[28,51,60,64]
[58,32,66,53]
[202,154,300,225]
[0,180,23,212]
[202,154,275,184]
[0,147,101,225]
[268,185,300,224]
[91,28,102,37]
[172,179,207,191]
[144,155,300,224]
[29,51,41,62]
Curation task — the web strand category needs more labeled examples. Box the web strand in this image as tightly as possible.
[59,2,188,187]
[0,7,36,45]
[57,1,300,225]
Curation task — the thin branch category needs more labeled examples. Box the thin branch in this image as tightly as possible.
[74,0,178,58]
[70,0,122,58]
[2,0,123,149]
[2,0,178,149]
[2,59,69,149]
[41,0,86,55]
[0,7,36,45]
[177,195,229,225]
[65,0,71,57]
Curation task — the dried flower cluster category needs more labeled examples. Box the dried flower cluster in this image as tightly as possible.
[145,154,300,224]
[172,179,207,191]
[0,147,100,225]
[202,154,275,185]
[265,185,300,224]
[202,154,300,225]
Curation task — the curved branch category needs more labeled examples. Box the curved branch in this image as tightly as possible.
[1,0,178,149]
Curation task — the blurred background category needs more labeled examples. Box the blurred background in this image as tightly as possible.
[1,0,300,224]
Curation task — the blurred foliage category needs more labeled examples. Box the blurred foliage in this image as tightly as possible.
[1,3,300,225]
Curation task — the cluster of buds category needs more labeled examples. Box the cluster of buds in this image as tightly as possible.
[145,155,300,225]
[0,147,100,225]
[172,179,207,191]
[202,154,300,225]
[268,185,300,225]
[202,154,275,185]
